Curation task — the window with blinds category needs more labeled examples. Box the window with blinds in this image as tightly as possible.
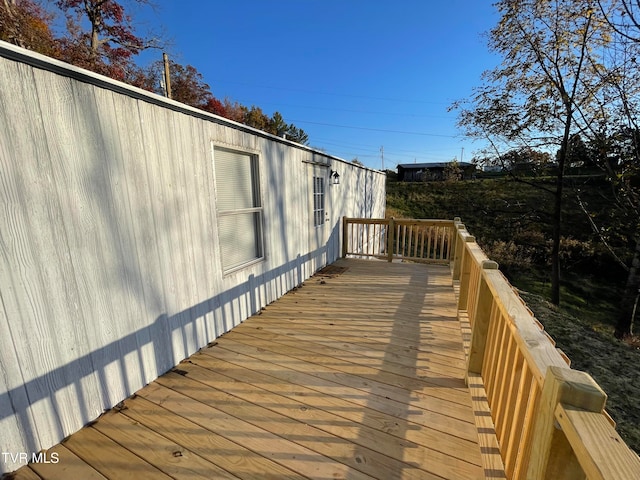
[213,147,264,272]
[313,176,325,227]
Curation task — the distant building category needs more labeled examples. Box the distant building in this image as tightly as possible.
[397,162,476,181]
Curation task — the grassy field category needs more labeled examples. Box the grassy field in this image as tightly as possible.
[386,177,640,453]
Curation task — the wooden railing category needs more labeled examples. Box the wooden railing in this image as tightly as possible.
[451,218,640,480]
[341,217,455,263]
[343,216,640,480]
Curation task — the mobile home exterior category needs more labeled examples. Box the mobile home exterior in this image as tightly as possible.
[0,41,385,474]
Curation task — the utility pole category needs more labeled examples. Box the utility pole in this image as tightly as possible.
[380,146,384,170]
[163,52,172,99]
[461,147,464,163]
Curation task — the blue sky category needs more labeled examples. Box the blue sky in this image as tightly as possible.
[136,1,500,171]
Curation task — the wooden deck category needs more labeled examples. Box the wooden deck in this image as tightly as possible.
[10,259,505,480]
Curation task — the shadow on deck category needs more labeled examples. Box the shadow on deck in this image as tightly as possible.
[10,259,505,480]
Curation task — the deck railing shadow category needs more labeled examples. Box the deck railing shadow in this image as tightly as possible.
[344,262,428,479]
[344,216,640,480]
[0,247,331,474]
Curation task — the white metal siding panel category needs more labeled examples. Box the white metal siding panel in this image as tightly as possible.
[0,41,386,475]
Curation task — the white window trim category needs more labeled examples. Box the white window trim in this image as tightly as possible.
[212,144,265,273]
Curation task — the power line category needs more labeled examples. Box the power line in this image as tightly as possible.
[211,79,450,104]
[241,101,452,119]
[312,136,458,155]
[290,119,459,138]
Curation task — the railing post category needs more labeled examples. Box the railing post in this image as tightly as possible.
[451,217,461,269]
[525,367,607,480]
[452,222,467,281]
[387,217,395,262]
[467,260,499,375]
[456,234,476,311]
[342,216,348,258]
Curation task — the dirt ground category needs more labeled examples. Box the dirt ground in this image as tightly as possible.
[519,291,640,454]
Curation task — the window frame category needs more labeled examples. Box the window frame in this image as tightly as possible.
[212,145,265,273]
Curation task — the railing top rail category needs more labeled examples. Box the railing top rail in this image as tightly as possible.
[462,236,490,266]
[555,402,640,479]
[343,217,389,225]
[483,268,569,387]
[391,218,456,225]
[344,217,456,225]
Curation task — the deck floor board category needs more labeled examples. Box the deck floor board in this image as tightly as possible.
[12,259,505,479]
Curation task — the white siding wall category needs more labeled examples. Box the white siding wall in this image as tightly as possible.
[0,42,386,474]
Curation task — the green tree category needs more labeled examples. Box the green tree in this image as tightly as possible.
[453,0,613,305]
[269,111,288,137]
[565,134,596,168]
[269,111,309,144]
[496,147,552,175]
[284,124,309,145]
[443,159,462,182]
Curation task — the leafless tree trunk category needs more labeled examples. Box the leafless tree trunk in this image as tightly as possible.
[618,237,640,336]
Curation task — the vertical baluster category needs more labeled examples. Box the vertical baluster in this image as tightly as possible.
[482,301,501,401]
[495,335,519,445]
[488,318,510,412]
[351,222,355,254]
[505,363,533,478]
[485,306,506,405]
[444,225,451,260]
[433,226,439,259]
[512,380,541,479]
[387,217,396,262]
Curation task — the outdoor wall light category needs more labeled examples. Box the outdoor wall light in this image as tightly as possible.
[329,170,340,185]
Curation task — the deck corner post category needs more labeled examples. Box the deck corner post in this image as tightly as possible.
[525,367,606,480]
[467,261,499,374]
[456,235,477,311]
[450,219,460,274]
[342,216,348,258]
[387,217,395,262]
[451,224,467,281]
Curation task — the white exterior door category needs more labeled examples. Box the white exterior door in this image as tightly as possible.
[308,164,330,262]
